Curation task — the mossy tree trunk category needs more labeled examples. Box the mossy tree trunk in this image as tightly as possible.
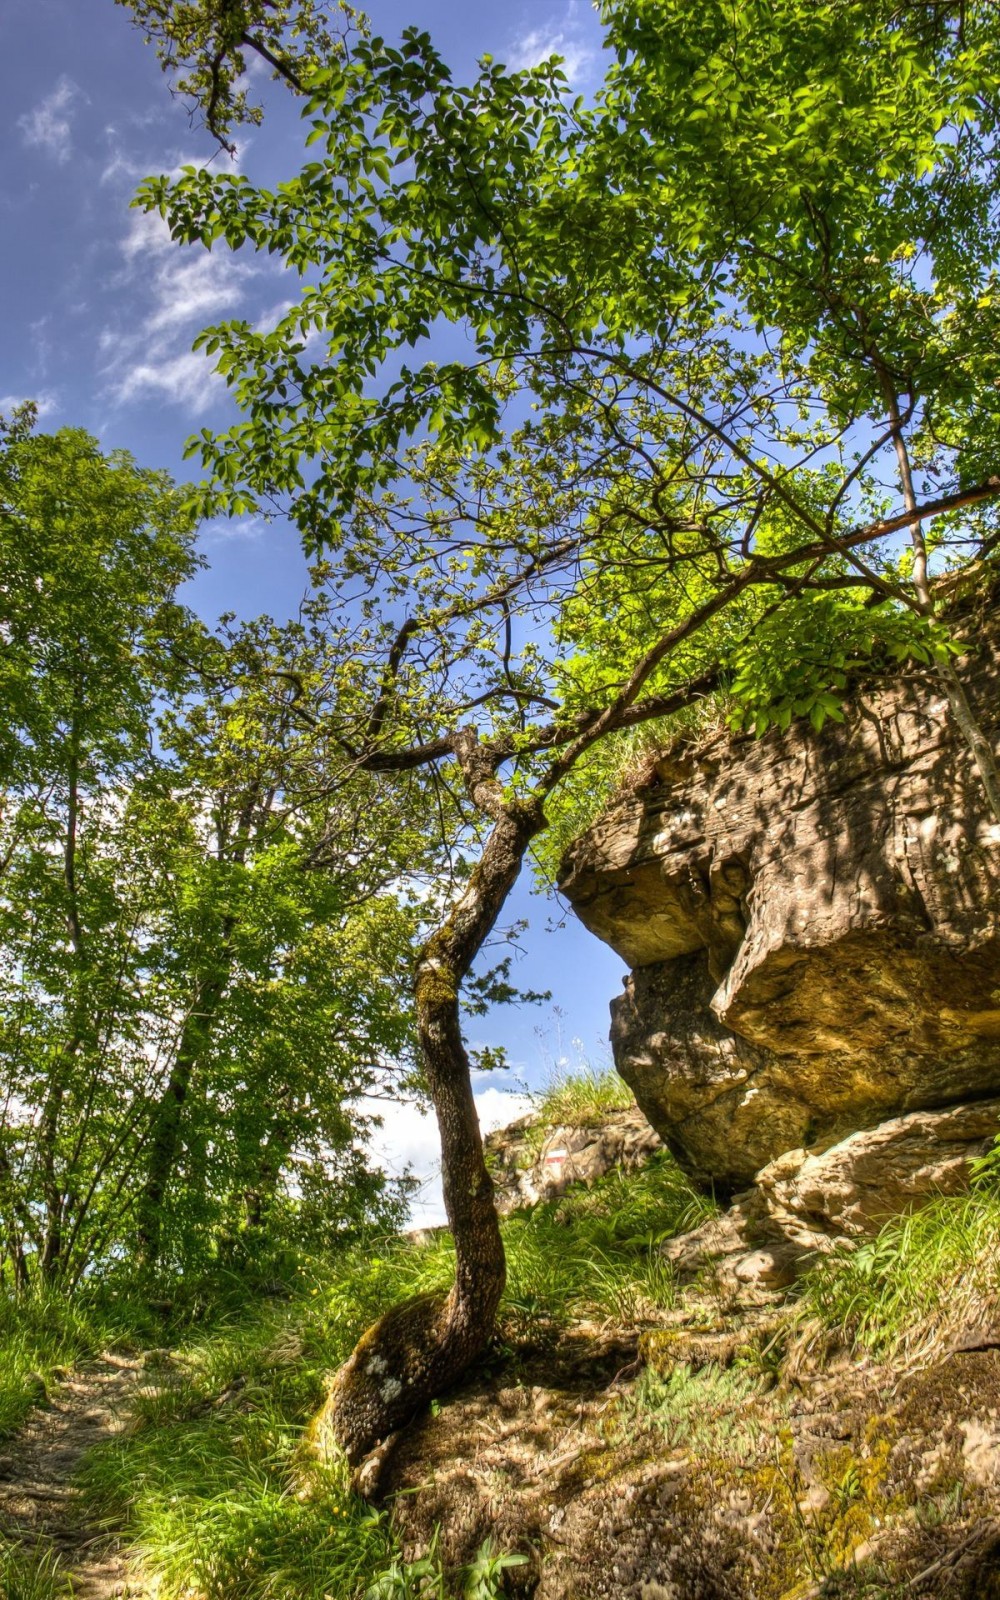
[324,773,545,1468]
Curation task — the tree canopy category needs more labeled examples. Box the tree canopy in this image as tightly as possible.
[99,0,1000,1463]
[0,418,427,1290]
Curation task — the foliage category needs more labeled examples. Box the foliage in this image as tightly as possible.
[530,1063,635,1128]
[86,0,1000,1449]
[0,411,199,792]
[118,12,1000,1179]
[0,419,425,1290]
[115,0,350,148]
[121,2,1000,819]
[0,419,199,1288]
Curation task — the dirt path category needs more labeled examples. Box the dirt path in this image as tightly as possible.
[0,1354,151,1599]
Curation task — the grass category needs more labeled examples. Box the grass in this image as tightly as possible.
[802,1182,1000,1358]
[500,1152,712,1334]
[3,1127,997,1598]
[0,1538,71,1600]
[529,1063,635,1129]
[70,1148,712,1599]
[617,1361,769,1462]
[0,1289,155,1441]
[74,1299,400,1600]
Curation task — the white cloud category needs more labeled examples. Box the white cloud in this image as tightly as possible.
[102,203,258,416]
[99,148,148,188]
[149,253,252,333]
[0,391,58,420]
[200,514,268,544]
[254,299,296,335]
[363,1089,535,1229]
[18,77,83,164]
[509,2,597,83]
[477,1088,535,1135]
[111,348,225,413]
[121,207,255,329]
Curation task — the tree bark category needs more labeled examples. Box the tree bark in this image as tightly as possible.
[136,971,228,1267]
[322,792,545,1471]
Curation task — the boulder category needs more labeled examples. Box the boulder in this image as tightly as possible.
[663,1099,1000,1284]
[560,621,1000,1185]
[486,1104,662,1213]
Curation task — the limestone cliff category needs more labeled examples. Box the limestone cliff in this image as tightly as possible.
[559,611,1000,1188]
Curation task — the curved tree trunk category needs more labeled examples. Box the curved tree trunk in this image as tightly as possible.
[322,794,545,1470]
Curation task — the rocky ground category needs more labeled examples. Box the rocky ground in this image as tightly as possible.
[383,1289,1000,1599]
[375,1098,1000,1597]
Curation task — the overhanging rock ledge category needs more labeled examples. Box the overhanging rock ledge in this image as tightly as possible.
[559,621,1000,1186]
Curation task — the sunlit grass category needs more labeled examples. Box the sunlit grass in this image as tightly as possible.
[73,1147,711,1598]
[802,1183,1000,1358]
[529,1063,635,1128]
[0,1291,144,1440]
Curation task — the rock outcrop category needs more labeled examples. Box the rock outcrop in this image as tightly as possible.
[486,1104,662,1214]
[560,620,1000,1187]
[663,1097,1000,1290]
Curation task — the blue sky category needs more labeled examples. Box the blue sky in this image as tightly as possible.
[1,0,626,1219]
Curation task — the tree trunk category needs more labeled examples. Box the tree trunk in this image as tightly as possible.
[136,972,228,1267]
[321,795,545,1472]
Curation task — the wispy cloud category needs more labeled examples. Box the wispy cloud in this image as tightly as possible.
[18,77,83,164]
[101,198,259,416]
[200,514,268,545]
[107,346,224,412]
[99,148,149,188]
[509,1,599,84]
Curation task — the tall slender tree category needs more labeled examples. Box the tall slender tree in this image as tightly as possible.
[0,421,425,1287]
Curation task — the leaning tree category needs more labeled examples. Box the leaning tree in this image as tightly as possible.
[119,0,1000,1465]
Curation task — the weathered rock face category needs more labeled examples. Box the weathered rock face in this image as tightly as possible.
[664,1098,1000,1290]
[486,1105,662,1214]
[560,628,1000,1185]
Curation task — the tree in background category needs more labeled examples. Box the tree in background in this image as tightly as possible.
[131,600,430,1273]
[118,0,1000,1464]
[0,417,423,1289]
[0,414,199,1287]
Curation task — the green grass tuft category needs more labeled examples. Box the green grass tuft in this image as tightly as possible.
[618,1361,768,1462]
[529,1064,635,1129]
[0,1539,71,1600]
[802,1184,1000,1357]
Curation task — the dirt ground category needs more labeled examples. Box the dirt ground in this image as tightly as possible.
[0,1355,151,1599]
[383,1312,1000,1600]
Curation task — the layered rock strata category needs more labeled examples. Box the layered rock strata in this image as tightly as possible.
[560,621,1000,1187]
[664,1098,1000,1290]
